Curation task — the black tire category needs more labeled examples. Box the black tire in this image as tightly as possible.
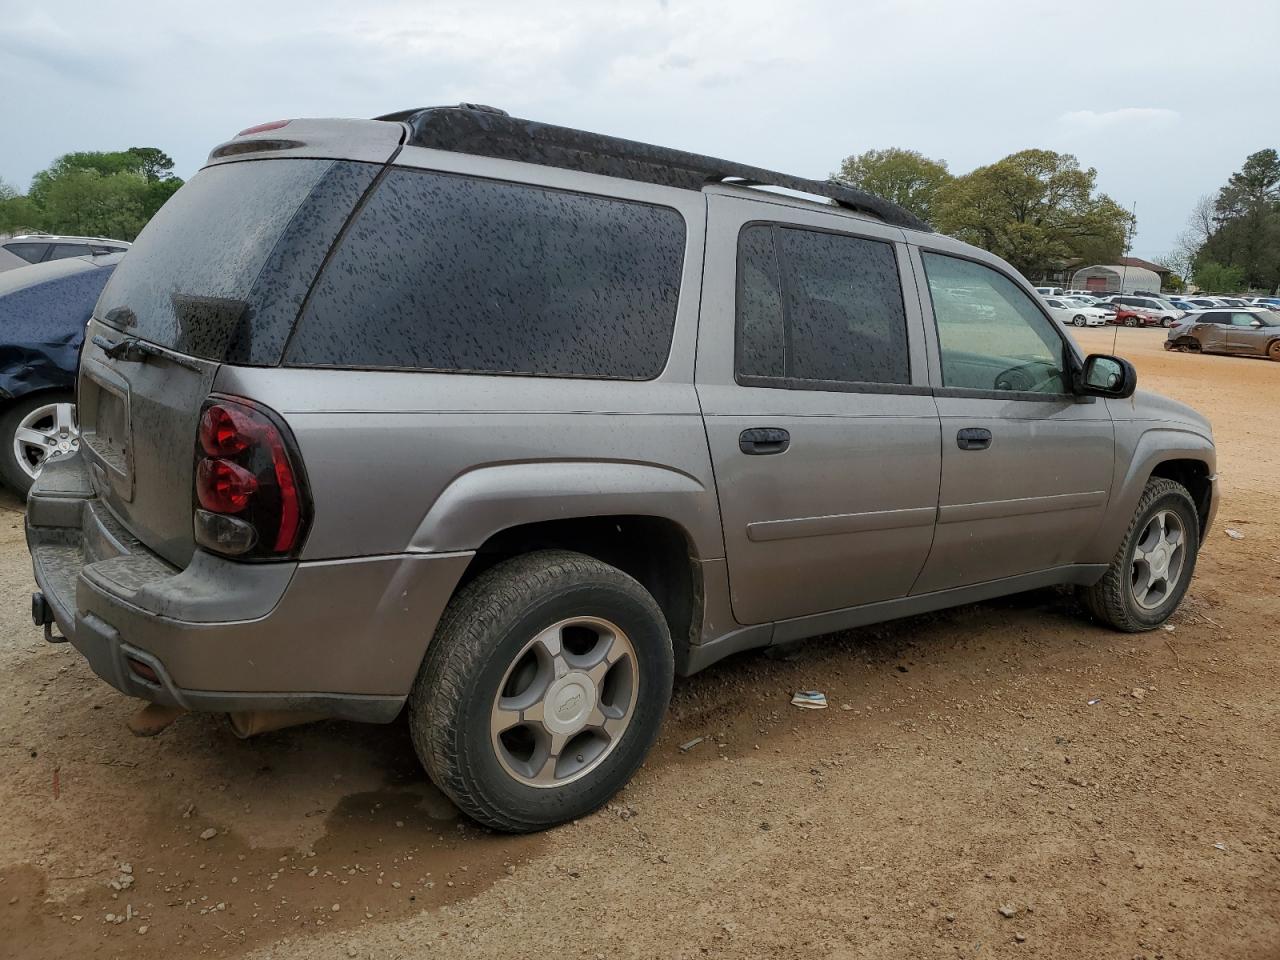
[1125,317,1138,327]
[409,549,674,833]
[1080,477,1200,632]
[0,392,74,495]
[1268,339,1280,362]
[1073,315,1086,327]
[1161,317,1173,328]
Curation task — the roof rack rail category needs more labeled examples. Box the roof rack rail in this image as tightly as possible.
[373,104,931,232]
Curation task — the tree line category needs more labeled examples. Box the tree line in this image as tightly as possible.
[1162,149,1279,294]
[831,147,1132,281]
[0,148,183,241]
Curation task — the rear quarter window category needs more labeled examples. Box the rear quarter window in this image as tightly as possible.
[284,169,687,380]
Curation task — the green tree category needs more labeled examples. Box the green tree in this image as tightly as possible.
[1192,261,1245,292]
[1196,149,1280,291]
[830,148,951,222]
[933,149,1132,277]
[12,147,183,241]
[1214,148,1280,219]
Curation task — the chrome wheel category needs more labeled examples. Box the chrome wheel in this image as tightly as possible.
[13,401,78,481]
[1130,509,1186,610]
[490,616,637,788]
[1073,315,1086,327]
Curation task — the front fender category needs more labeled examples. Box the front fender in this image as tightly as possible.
[1084,424,1216,561]
[408,460,723,557]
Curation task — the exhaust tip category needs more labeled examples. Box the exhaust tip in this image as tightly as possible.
[226,710,327,739]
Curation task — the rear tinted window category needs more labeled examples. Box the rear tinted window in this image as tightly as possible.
[4,243,47,264]
[735,223,910,387]
[95,159,378,364]
[48,243,91,260]
[285,169,686,379]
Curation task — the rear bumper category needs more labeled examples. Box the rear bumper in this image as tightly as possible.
[26,455,472,721]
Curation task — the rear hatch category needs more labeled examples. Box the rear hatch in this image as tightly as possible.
[79,140,394,567]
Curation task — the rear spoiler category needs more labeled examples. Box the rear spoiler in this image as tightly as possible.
[205,118,405,168]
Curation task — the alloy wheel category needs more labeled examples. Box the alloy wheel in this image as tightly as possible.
[490,616,637,788]
[1130,509,1186,611]
[13,402,78,480]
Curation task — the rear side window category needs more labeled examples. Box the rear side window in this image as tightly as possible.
[48,243,91,260]
[285,169,687,379]
[4,243,47,264]
[735,223,910,387]
[96,159,379,364]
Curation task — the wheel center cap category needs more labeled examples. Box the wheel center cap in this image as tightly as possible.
[542,671,597,736]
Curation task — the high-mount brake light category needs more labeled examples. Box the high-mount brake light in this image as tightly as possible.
[192,397,310,560]
[237,119,291,137]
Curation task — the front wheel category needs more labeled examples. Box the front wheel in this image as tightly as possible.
[1161,317,1173,328]
[1073,315,1086,327]
[1268,340,1280,362]
[409,550,674,833]
[1080,478,1200,632]
[0,393,78,495]
[1125,317,1138,327]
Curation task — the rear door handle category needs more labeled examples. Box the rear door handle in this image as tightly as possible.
[956,427,992,451]
[739,427,790,455]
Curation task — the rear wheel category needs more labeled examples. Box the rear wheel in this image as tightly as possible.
[409,550,674,832]
[1081,478,1199,632]
[0,393,78,495]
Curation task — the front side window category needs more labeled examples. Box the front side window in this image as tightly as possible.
[1229,312,1259,326]
[922,252,1069,395]
[286,169,686,379]
[735,223,910,387]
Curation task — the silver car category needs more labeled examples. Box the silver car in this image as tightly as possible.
[26,105,1218,832]
[0,234,130,273]
[1166,309,1280,360]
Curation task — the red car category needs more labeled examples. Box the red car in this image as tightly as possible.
[1106,307,1162,328]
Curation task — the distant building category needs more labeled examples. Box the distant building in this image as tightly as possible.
[1071,262,1165,294]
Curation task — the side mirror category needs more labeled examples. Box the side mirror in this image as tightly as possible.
[1251,320,1262,327]
[1075,353,1136,399]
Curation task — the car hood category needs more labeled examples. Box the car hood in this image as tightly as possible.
[1111,388,1212,436]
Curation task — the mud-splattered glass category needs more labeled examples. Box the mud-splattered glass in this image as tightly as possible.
[285,169,687,379]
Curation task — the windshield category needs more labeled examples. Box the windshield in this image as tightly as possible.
[1254,311,1280,326]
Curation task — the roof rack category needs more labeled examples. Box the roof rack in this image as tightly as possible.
[374,104,931,232]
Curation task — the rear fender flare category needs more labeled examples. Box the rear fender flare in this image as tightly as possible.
[408,460,723,559]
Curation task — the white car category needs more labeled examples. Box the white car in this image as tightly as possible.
[1043,296,1108,326]
[1035,286,1065,297]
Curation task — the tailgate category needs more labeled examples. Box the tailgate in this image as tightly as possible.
[79,321,219,568]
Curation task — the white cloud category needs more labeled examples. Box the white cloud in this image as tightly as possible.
[1057,108,1181,130]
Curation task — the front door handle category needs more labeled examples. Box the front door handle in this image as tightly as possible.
[956,427,992,451]
[739,427,790,455]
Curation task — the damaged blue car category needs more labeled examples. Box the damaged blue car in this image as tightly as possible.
[0,252,121,493]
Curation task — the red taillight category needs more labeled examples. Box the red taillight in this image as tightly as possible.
[237,119,291,136]
[196,458,259,512]
[193,397,309,560]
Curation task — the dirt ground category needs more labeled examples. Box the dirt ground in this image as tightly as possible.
[0,327,1276,960]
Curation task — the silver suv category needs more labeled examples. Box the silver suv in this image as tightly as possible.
[25,105,1218,832]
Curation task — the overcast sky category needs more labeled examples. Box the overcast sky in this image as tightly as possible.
[3,0,1276,259]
